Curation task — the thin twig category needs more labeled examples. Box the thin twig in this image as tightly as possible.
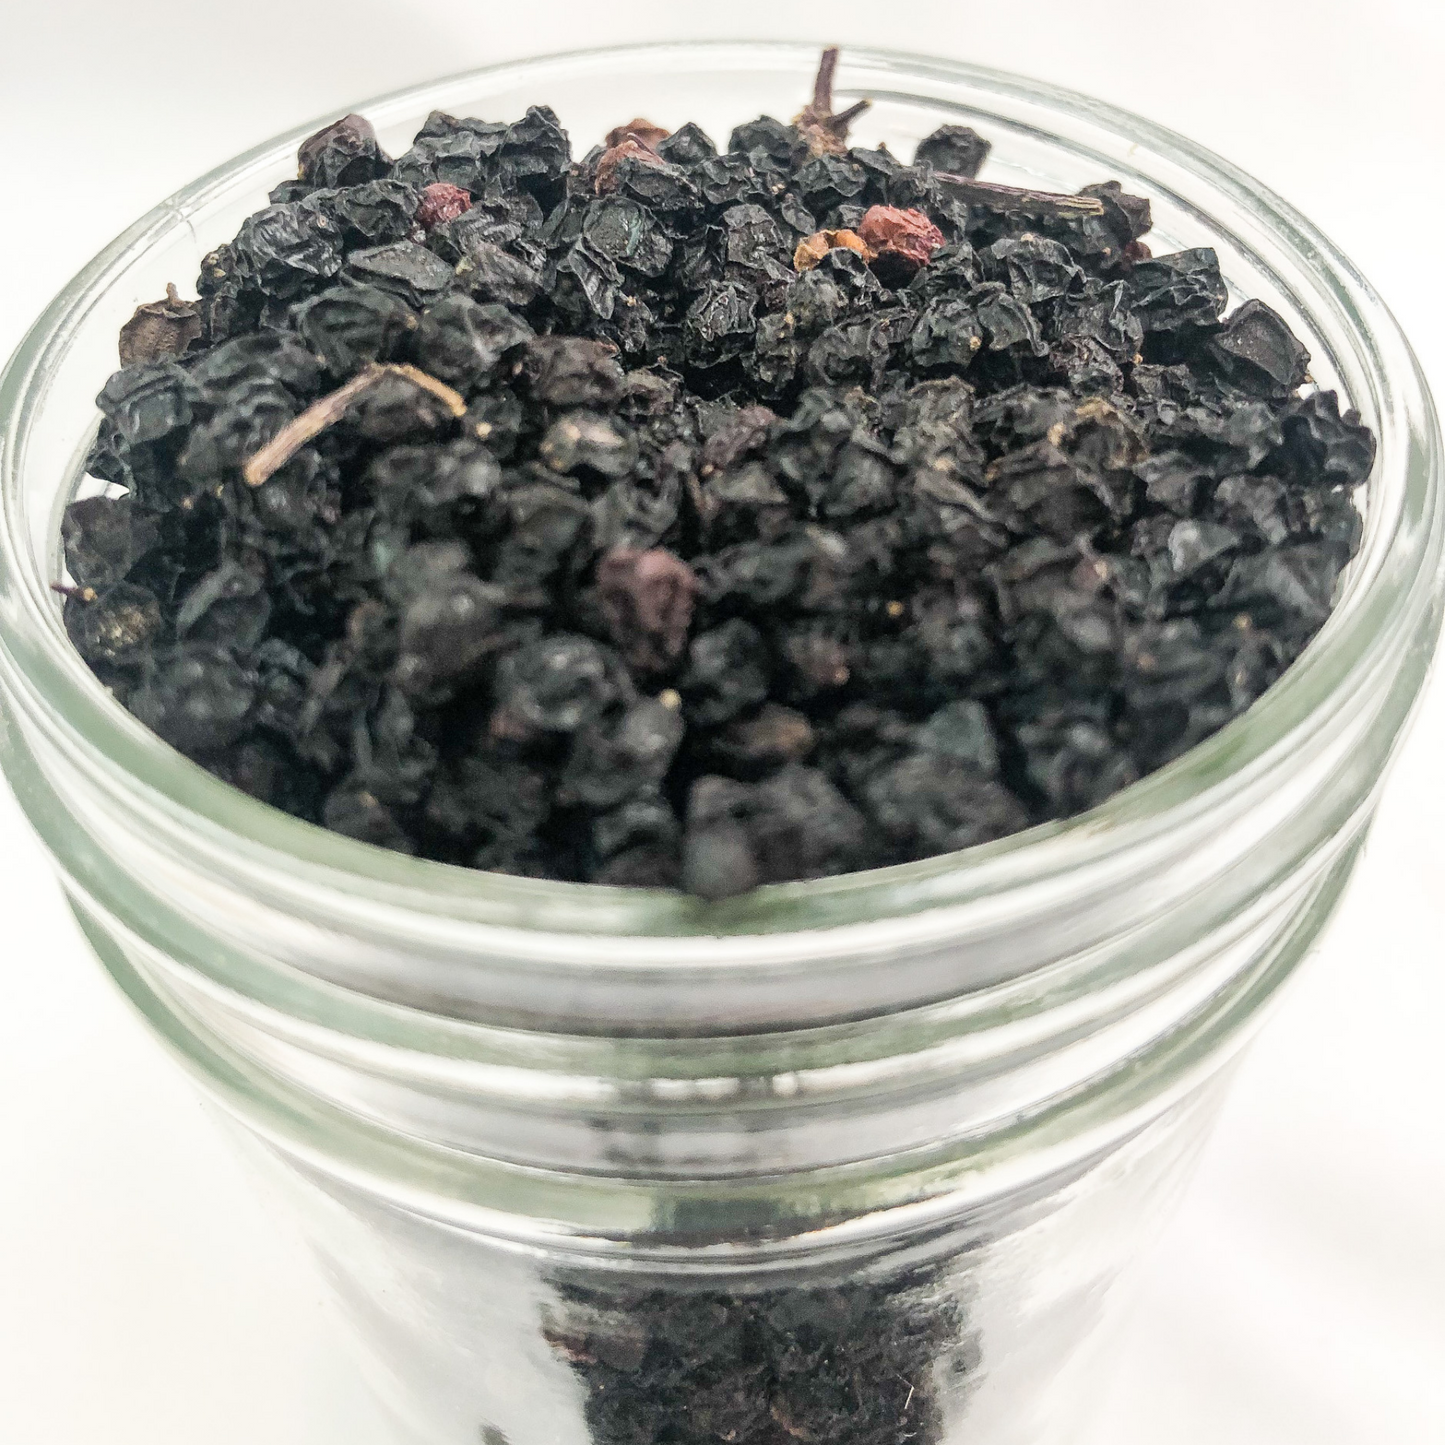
[242,363,384,486]
[796,46,871,155]
[242,363,467,486]
[390,363,469,418]
[830,99,872,131]
[934,174,1108,218]
[813,45,838,113]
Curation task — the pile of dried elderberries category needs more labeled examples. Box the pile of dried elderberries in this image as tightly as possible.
[64,48,1375,900]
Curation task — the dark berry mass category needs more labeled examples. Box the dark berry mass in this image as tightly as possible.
[65,51,1373,901]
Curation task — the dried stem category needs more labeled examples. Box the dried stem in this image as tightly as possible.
[831,99,872,130]
[813,45,838,114]
[243,364,384,486]
[390,363,469,418]
[242,363,466,486]
[934,174,1107,218]
[51,581,97,602]
[795,46,871,156]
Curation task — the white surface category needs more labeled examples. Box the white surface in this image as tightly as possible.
[2,3,1443,1441]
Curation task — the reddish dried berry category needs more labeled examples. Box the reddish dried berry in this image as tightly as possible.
[594,138,668,196]
[596,548,699,673]
[604,118,671,152]
[415,183,473,232]
[858,206,945,274]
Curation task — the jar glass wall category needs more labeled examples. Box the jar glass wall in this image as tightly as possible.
[1,42,1440,1445]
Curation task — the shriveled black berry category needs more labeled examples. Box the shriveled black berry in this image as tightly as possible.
[95,360,197,449]
[412,296,533,391]
[297,114,390,189]
[293,284,418,376]
[344,240,455,308]
[523,336,625,406]
[1209,298,1311,396]
[230,203,344,299]
[681,619,770,725]
[560,696,684,809]
[424,749,550,859]
[129,644,257,754]
[62,496,159,589]
[540,412,638,478]
[914,122,992,178]
[393,571,508,694]
[491,634,623,739]
[1128,247,1229,333]
[65,582,164,665]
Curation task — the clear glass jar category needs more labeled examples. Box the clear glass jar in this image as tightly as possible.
[1,41,1440,1445]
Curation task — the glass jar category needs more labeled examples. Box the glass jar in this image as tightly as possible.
[0,41,1440,1445]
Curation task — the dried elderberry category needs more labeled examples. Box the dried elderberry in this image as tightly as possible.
[544,1269,974,1445]
[63,46,1373,923]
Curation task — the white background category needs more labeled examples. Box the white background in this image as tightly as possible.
[2,3,1443,1441]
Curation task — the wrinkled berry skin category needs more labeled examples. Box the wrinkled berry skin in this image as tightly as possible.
[858,205,945,276]
[415,182,473,232]
[65,80,1373,907]
[128,644,258,754]
[595,547,698,673]
[298,114,389,189]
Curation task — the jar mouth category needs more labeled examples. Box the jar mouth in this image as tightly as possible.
[1,38,1441,944]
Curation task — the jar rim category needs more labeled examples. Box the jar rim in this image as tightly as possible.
[1,38,1441,947]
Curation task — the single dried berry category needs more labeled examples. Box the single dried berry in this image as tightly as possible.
[118,284,202,365]
[682,619,770,726]
[595,138,668,196]
[345,239,455,307]
[62,495,158,589]
[129,644,258,754]
[524,336,625,406]
[297,113,389,189]
[857,205,944,277]
[231,202,344,298]
[393,571,508,693]
[293,284,418,375]
[540,411,637,477]
[595,547,699,673]
[490,634,622,739]
[414,182,473,231]
[682,763,869,898]
[604,118,671,151]
[914,123,991,178]
[1209,298,1311,396]
[65,582,164,664]
[412,295,533,389]
[560,695,685,809]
